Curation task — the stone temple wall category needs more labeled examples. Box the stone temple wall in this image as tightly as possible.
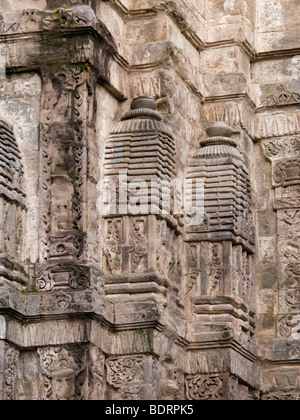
[0,0,299,400]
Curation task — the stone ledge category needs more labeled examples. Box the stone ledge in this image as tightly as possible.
[108,0,205,52]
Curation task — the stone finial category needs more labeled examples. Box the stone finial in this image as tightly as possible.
[201,121,237,148]
[130,96,157,111]
[121,96,162,121]
[206,121,235,138]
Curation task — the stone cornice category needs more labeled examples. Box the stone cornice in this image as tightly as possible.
[0,6,130,100]
[204,93,256,110]
[107,0,261,59]
[205,39,257,59]
[0,6,115,46]
[108,0,205,52]
[108,0,300,64]
[252,47,300,62]
[129,41,205,103]
[0,302,258,362]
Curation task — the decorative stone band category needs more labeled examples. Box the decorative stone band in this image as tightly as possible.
[200,136,238,147]
[0,6,114,43]
[110,118,172,137]
[195,140,245,163]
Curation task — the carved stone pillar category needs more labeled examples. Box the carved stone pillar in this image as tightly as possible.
[0,342,19,401]
[260,135,300,399]
[184,121,259,399]
[34,62,106,317]
[38,65,87,269]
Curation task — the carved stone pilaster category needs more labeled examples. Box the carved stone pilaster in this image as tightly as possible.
[39,65,88,264]
[261,131,300,376]
[184,122,258,396]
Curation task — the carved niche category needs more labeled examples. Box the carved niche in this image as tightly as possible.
[39,65,87,263]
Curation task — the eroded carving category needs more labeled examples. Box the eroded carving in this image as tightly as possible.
[185,374,223,400]
[273,159,300,187]
[262,85,300,107]
[103,218,122,274]
[88,347,105,400]
[0,6,100,35]
[263,393,300,401]
[284,263,300,308]
[207,243,223,296]
[36,264,89,292]
[129,218,148,272]
[262,137,300,159]
[106,356,144,389]
[38,346,87,400]
[4,345,19,400]
[106,356,145,399]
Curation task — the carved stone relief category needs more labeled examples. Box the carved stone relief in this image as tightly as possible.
[273,159,300,188]
[3,345,19,400]
[39,64,89,264]
[38,346,87,400]
[103,218,122,274]
[106,356,145,400]
[36,263,89,292]
[88,347,105,400]
[185,373,224,400]
[262,137,300,160]
[261,85,300,107]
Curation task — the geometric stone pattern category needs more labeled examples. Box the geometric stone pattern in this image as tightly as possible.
[0,0,299,400]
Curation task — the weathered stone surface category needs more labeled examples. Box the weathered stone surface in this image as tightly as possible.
[0,0,298,401]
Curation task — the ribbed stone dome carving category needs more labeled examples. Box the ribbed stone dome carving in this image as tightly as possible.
[104,96,176,215]
[0,120,25,201]
[108,96,173,138]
